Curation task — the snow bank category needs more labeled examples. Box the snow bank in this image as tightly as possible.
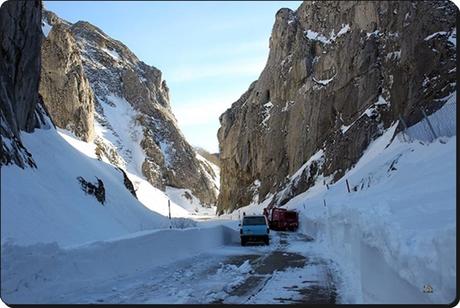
[288,132,456,304]
[1,225,239,304]
[231,119,455,304]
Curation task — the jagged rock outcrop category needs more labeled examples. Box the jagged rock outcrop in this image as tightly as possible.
[0,0,49,168]
[217,1,457,213]
[76,176,105,205]
[39,11,95,142]
[40,11,218,206]
[116,167,137,198]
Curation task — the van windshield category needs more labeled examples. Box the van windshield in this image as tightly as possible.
[243,216,266,225]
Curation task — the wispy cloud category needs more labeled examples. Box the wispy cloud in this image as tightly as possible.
[167,56,267,82]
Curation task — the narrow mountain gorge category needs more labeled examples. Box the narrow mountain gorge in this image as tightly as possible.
[217,1,457,214]
[40,10,218,206]
[0,1,456,305]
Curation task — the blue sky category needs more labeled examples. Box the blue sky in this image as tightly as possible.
[44,1,301,153]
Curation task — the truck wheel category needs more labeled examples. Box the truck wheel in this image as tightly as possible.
[265,236,270,245]
[241,238,246,246]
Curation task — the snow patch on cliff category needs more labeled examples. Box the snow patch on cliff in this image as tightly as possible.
[101,47,120,61]
[261,101,274,128]
[305,24,351,44]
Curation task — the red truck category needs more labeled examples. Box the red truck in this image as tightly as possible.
[263,207,299,231]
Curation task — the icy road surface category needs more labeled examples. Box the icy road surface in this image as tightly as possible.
[44,231,339,304]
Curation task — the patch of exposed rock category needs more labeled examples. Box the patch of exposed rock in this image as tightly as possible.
[117,167,137,198]
[217,1,457,213]
[77,176,105,205]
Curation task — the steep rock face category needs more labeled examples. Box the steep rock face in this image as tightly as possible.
[218,1,457,213]
[41,12,218,206]
[0,0,49,168]
[39,11,95,142]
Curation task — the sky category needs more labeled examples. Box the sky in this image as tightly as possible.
[44,1,301,153]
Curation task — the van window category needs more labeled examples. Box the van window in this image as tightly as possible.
[243,216,266,225]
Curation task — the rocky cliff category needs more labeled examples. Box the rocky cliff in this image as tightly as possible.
[40,11,95,142]
[217,1,457,214]
[40,11,218,206]
[0,0,49,168]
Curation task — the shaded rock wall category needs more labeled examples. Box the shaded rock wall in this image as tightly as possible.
[0,0,48,168]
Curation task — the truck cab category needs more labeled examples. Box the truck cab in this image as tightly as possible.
[239,215,270,246]
[264,207,299,231]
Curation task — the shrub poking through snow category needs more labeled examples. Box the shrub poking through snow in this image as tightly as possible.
[77,176,106,205]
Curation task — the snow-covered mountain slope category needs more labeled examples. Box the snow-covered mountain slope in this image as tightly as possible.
[1,111,218,247]
[0,125,175,246]
[225,110,456,303]
[2,7,221,250]
[40,10,219,208]
[165,153,220,219]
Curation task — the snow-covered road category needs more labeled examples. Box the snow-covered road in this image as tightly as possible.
[212,232,338,304]
[79,231,338,304]
[2,228,340,304]
[70,231,338,304]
